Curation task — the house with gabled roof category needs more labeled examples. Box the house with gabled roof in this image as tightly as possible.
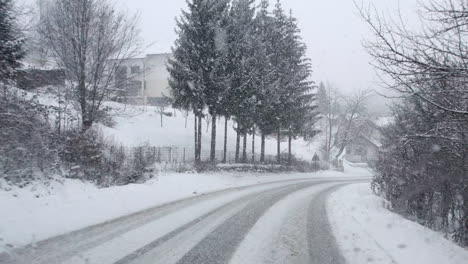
[344,117,391,164]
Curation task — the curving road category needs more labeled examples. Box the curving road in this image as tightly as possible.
[1,177,368,264]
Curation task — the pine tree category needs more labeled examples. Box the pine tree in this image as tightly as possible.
[284,11,318,164]
[168,0,229,163]
[0,0,24,86]
[253,0,277,163]
[317,82,329,116]
[271,1,318,164]
[225,0,257,163]
[270,0,291,163]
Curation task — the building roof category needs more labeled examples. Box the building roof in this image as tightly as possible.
[375,117,394,128]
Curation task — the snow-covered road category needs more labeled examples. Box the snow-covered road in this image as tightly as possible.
[0,178,364,264]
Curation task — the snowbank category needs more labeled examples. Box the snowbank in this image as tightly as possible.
[0,170,364,251]
[327,183,468,264]
[343,161,374,177]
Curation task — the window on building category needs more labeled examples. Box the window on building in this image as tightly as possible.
[115,66,128,92]
[127,81,142,97]
[130,66,141,74]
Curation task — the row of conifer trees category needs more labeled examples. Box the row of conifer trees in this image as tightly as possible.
[168,0,319,164]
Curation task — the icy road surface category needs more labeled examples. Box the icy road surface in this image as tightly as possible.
[0,178,366,264]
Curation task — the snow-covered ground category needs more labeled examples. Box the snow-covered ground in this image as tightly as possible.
[11,89,464,262]
[101,101,320,161]
[0,169,363,252]
[20,88,321,162]
[328,183,468,264]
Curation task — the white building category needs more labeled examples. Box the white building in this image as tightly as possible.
[344,117,392,164]
[345,136,380,163]
[115,53,173,105]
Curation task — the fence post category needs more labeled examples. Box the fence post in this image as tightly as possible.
[183,148,186,164]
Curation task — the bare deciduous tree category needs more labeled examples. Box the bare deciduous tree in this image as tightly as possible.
[318,82,371,162]
[356,0,468,117]
[356,0,468,245]
[334,89,373,159]
[39,0,142,130]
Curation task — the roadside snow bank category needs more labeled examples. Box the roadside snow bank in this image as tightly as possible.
[0,170,363,251]
[327,183,468,264]
[343,161,374,177]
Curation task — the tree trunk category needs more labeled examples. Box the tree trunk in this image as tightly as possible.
[235,129,240,163]
[277,126,281,164]
[79,66,89,131]
[223,117,228,163]
[261,133,266,163]
[194,114,198,163]
[335,144,347,160]
[160,112,163,128]
[252,129,256,163]
[288,130,292,166]
[242,133,248,163]
[82,119,93,132]
[462,133,468,245]
[326,88,333,162]
[198,114,202,162]
[210,114,217,163]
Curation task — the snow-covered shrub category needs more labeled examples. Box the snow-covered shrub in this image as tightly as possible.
[0,93,60,186]
[60,130,157,186]
[101,144,157,186]
[373,100,468,246]
[60,129,107,182]
[126,146,157,184]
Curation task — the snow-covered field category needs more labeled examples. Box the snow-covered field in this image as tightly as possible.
[328,183,468,264]
[101,101,320,161]
[0,169,361,252]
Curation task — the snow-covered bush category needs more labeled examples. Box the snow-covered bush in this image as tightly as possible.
[373,100,468,246]
[102,144,158,186]
[60,129,107,182]
[60,130,157,186]
[0,92,60,186]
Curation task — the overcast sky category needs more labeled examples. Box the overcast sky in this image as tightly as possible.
[26,0,421,96]
[113,0,421,94]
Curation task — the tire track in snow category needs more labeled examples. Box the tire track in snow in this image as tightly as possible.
[229,182,353,264]
[1,178,363,264]
[174,182,323,264]
[307,184,348,264]
[0,178,316,264]
[114,182,319,264]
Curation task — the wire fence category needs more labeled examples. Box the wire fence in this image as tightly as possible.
[128,146,278,164]
[124,145,341,172]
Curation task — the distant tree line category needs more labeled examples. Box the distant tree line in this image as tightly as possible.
[168,0,319,165]
[360,0,468,246]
